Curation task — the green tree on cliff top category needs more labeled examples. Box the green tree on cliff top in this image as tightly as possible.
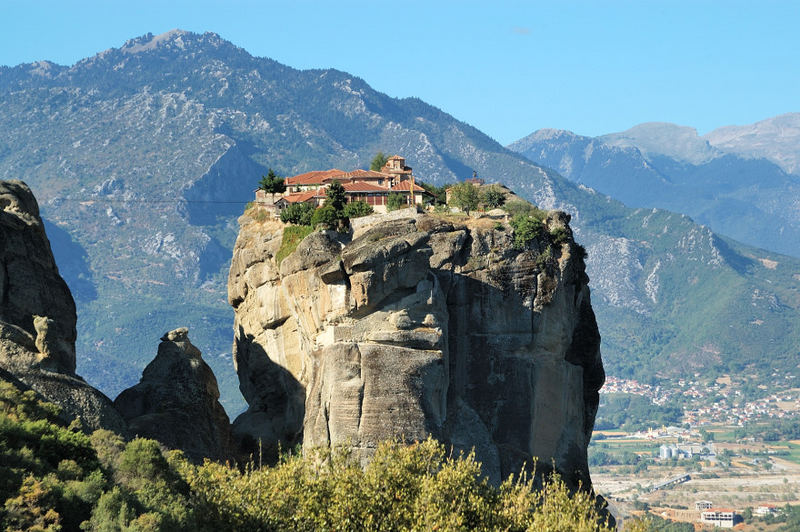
[258,169,286,202]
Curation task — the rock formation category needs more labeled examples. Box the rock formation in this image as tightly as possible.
[114,327,232,461]
[228,205,605,488]
[0,180,126,433]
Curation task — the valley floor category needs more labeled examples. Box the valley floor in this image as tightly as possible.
[592,428,800,530]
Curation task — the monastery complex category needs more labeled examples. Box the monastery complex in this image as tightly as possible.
[255,155,428,214]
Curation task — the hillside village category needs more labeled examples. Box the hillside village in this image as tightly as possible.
[602,375,800,427]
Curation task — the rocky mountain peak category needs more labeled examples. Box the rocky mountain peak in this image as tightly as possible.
[121,29,192,54]
[704,112,800,174]
[507,128,588,154]
[599,122,722,164]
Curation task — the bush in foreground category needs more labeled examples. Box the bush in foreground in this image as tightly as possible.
[2,376,622,531]
[185,438,615,532]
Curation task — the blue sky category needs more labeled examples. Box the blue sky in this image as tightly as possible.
[3,1,798,144]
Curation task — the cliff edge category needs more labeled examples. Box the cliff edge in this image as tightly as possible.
[0,180,126,433]
[228,204,605,488]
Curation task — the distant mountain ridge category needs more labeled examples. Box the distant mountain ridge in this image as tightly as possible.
[509,121,800,258]
[600,122,721,165]
[704,113,800,175]
[2,30,799,410]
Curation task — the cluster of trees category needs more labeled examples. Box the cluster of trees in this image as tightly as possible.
[733,419,800,442]
[0,376,640,531]
[0,377,194,531]
[446,182,507,214]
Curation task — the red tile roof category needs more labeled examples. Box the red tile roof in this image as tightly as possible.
[391,180,426,192]
[279,189,324,203]
[285,169,345,185]
[341,181,390,193]
[323,169,392,183]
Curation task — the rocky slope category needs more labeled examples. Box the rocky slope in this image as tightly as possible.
[114,327,232,462]
[0,180,126,433]
[228,207,604,488]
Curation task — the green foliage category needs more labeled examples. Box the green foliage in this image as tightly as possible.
[537,245,553,270]
[448,182,480,214]
[777,504,800,531]
[0,378,110,530]
[279,201,315,226]
[0,383,614,532]
[503,200,547,220]
[633,514,696,531]
[275,225,314,265]
[3,475,62,532]
[84,438,196,531]
[370,152,389,171]
[386,192,406,212]
[549,226,569,245]
[481,185,506,209]
[311,204,340,230]
[115,439,170,488]
[87,486,149,531]
[184,437,613,531]
[509,214,544,250]
[734,419,800,442]
[257,169,286,200]
[90,429,126,472]
[419,181,447,205]
[342,200,373,219]
[325,180,346,212]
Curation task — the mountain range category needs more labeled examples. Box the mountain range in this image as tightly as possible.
[508,118,800,258]
[2,30,798,411]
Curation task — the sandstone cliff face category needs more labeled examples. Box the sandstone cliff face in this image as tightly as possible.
[0,180,126,433]
[114,327,232,461]
[228,207,604,487]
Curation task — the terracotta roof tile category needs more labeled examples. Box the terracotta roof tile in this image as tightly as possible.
[285,169,345,185]
[341,181,390,193]
[391,180,426,192]
[280,189,324,203]
[323,169,392,182]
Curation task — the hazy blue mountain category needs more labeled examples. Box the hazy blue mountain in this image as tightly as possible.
[2,30,799,411]
[705,113,800,175]
[508,126,800,257]
[599,122,721,165]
